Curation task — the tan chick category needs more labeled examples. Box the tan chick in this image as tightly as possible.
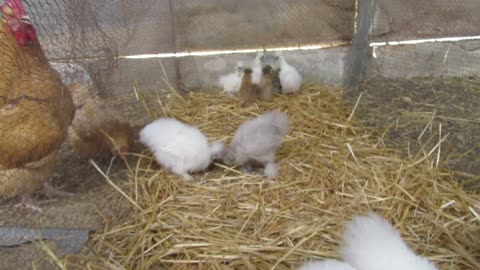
[238,68,262,107]
[67,83,135,160]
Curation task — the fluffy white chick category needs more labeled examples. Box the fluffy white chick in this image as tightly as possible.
[218,61,243,94]
[139,118,224,181]
[273,52,302,94]
[222,110,289,178]
[251,52,264,84]
[341,212,439,270]
[298,259,356,270]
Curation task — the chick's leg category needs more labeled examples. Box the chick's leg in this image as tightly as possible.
[258,153,278,179]
[242,162,256,173]
[263,163,279,179]
[241,160,263,173]
[171,166,193,181]
[179,173,193,181]
[14,194,42,213]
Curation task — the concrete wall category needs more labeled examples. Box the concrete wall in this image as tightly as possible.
[178,47,349,91]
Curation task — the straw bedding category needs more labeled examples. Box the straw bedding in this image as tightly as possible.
[68,86,479,270]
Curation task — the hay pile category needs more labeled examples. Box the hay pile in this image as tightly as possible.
[67,86,479,270]
[346,76,480,190]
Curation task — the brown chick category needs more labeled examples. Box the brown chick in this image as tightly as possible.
[271,67,282,94]
[259,65,279,102]
[238,68,262,107]
[67,83,135,160]
[0,0,76,212]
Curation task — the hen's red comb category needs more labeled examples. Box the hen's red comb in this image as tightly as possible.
[2,0,27,17]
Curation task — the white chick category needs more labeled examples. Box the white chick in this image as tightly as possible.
[139,118,224,181]
[222,110,289,178]
[50,61,93,87]
[298,259,356,270]
[251,52,264,84]
[218,61,244,94]
[273,52,302,94]
[341,212,439,270]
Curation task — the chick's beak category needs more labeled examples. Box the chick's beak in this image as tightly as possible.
[112,146,129,158]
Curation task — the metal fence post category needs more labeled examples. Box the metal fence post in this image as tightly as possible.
[344,0,376,91]
[168,0,184,92]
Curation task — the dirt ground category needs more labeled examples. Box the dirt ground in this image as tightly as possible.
[0,145,132,270]
[344,75,480,190]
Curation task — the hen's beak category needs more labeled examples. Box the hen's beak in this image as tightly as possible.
[20,16,32,25]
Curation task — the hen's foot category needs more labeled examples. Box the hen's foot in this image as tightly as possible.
[39,183,75,198]
[14,195,42,213]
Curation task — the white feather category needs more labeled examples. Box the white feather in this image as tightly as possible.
[274,53,302,94]
[298,259,356,270]
[341,212,439,270]
[139,118,223,180]
[264,163,279,179]
[251,52,264,84]
[218,61,244,94]
[209,141,225,160]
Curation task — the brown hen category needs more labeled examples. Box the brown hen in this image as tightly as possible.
[0,0,75,211]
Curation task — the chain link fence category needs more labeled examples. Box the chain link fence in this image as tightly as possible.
[367,0,480,79]
[349,0,480,191]
[21,0,175,97]
[371,0,480,41]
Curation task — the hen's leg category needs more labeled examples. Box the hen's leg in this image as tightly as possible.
[39,182,75,198]
[14,195,42,213]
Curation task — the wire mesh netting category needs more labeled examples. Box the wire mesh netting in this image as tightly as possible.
[0,1,136,269]
[0,0,480,269]
[22,0,175,97]
[360,0,480,190]
[173,0,355,51]
[371,0,480,41]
